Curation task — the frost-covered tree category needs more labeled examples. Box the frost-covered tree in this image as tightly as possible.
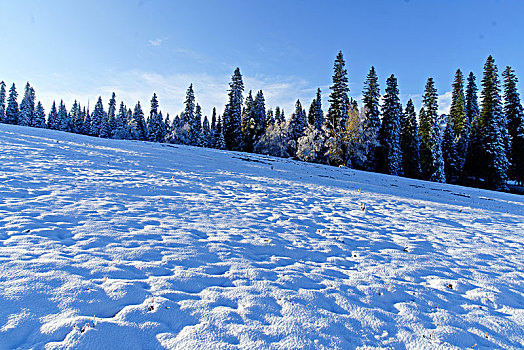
[58,100,72,132]
[113,101,130,139]
[400,99,421,178]
[32,101,46,128]
[107,92,117,132]
[147,93,163,142]
[420,78,445,182]
[91,97,106,137]
[442,115,460,183]
[361,66,381,171]
[253,90,267,142]
[502,66,524,184]
[254,120,293,158]
[308,88,324,129]
[0,81,6,123]
[19,82,35,126]
[70,100,83,134]
[297,124,329,164]
[83,107,93,136]
[47,101,59,130]
[479,56,508,190]
[132,101,147,141]
[376,74,402,175]
[5,83,19,125]
[192,104,202,146]
[327,51,349,132]
[223,68,244,150]
[287,99,307,142]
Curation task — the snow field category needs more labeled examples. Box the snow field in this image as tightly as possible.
[0,124,523,349]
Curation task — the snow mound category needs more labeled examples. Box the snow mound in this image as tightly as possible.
[1,124,523,349]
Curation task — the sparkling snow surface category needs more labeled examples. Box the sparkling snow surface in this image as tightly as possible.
[1,124,523,350]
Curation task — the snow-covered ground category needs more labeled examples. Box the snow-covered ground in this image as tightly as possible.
[0,124,523,350]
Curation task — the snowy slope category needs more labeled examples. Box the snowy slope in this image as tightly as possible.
[0,124,523,350]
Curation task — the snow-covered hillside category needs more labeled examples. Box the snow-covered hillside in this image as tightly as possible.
[1,124,523,350]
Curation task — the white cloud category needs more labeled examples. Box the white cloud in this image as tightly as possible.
[437,91,452,115]
[148,38,167,47]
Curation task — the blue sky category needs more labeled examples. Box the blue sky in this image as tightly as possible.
[1,0,523,118]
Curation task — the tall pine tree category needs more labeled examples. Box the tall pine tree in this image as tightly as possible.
[327,51,349,133]
[502,66,524,184]
[132,101,147,140]
[420,78,445,182]
[241,90,255,151]
[479,56,509,189]
[400,99,421,178]
[442,115,460,183]
[376,74,402,175]
[449,69,469,172]
[5,83,19,125]
[223,68,244,150]
[361,66,381,171]
[464,72,482,181]
[19,82,35,126]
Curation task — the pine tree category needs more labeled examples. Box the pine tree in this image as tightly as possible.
[479,56,509,190]
[288,99,307,141]
[113,101,128,139]
[83,107,93,136]
[201,115,211,147]
[376,74,402,175]
[192,104,202,145]
[308,88,324,129]
[502,66,524,184]
[241,90,255,152]
[58,100,72,132]
[182,84,195,126]
[33,101,46,128]
[442,115,460,183]
[466,72,480,125]
[19,82,35,126]
[223,68,244,150]
[327,51,349,132]
[47,101,59,130]
[361,66,381,171]
[147,93,160,142]
[70,100,82,133]
[91,97,106,137]
[0,81,6,123]
[400,99,421,178]
[420,78,445,182]
[5,83,19,125]
[253,90,267,142]
[464,72,482,180]
[449,69,469,173]
[132,101,147,140]
[274,106,285,124]
[107,92,117,132]
[265,109,275,128]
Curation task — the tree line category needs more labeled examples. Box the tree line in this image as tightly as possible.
[1,52,522,191]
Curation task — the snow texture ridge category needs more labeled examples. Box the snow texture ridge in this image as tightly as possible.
[0,124,523,349]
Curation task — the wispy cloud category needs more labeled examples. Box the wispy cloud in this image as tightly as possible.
[148,37,167,47]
